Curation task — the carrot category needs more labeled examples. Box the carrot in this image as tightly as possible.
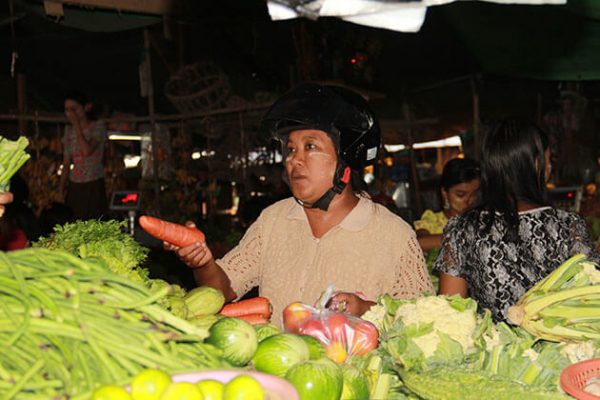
[219,297,272,319]
[139,215,205,247]
[235,313,269,325]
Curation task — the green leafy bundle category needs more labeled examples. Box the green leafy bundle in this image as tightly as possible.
[34,220,186,310]
[0,136,30,191]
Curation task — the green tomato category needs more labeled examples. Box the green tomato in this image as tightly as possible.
[223,375,265,400]
[160,382,203,400]
[131,369,171,400]
[196,379,225,400]
[92,385,132,400]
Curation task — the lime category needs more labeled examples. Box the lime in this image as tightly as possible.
[92,384,132,400]
[131,369,172,400]
[160,382,203,400]
[196,379,224,400]
[223,375,265,400]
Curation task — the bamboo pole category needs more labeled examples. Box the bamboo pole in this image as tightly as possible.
[402,101,423,217]
[17,73,26,135]
[0,102,272,124]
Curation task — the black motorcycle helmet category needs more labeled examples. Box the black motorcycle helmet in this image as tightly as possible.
[261,83,381,210]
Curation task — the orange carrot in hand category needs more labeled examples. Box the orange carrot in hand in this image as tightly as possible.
[236,313,270,325]
[139,215,205,247]
[220,297,272,319]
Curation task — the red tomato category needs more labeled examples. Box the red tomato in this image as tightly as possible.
[283,302,313,334]
[298,319,329,343]
[326,313,349,344]
[350,321,379,356]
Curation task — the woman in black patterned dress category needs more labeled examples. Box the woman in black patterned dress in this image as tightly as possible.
[434,117,600,322]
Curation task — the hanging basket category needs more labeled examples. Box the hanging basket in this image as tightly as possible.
[164,62,230,114]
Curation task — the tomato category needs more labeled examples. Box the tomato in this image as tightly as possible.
[283,302,313,334]
[350,321,379,356]
[325,313,349,344]
[298,319,328,343]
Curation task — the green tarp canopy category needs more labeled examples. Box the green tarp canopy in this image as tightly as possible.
[442,0,600,80]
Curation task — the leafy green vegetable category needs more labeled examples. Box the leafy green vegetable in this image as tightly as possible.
[34,220,185,309]
[0,136,30,191]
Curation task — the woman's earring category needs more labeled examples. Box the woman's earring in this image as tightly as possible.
[443,198,450,210]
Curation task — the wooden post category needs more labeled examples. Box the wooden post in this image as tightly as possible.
[17,73,26,135]
[177,19,185,70]
[144,29,161,215]
[470,76,480,160]
[402,101,423,217]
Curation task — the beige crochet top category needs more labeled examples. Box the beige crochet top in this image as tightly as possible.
[218,197,433,326]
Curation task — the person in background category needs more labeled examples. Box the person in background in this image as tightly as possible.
[415,157,480,252]
[435,117,600,323]
[60,91,107,220]
[165,84,433,325]
[0,175,40,249]
[369,177,398,213]
[0,180,24,250]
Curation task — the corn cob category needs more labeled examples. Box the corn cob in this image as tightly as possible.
[507,254,600,342]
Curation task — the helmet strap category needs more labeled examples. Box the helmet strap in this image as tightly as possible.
[294,163,351,211]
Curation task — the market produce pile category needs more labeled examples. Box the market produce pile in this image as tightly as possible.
[3,217,600,400]
[362,253,600,399]
[34,220,187,314]
[0,248,227,399]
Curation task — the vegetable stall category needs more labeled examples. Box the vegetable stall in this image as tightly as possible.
[2,215,600,399]
[1,135,599,399]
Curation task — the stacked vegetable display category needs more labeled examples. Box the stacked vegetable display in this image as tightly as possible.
[6,215,600,399]
[0,248,227,399]
[361,253,600,399]
[34,220,189,315]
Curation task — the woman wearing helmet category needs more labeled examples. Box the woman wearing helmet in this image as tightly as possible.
[167,84,433,325]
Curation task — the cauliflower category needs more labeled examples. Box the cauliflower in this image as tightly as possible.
[362,304,387,331]
[394,296,479,357]
[560,341,599,363]
[375,294,489,370]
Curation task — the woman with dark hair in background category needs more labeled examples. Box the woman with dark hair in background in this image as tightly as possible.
[415,157,480,252]
[435,117,600,322]
[60,91,107,220]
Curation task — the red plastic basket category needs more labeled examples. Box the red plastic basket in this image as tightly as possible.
[561,358,600,400]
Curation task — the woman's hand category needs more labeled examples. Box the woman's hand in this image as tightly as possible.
[0,192,13,217]
[163,221,214,269]
[328,292,376,317]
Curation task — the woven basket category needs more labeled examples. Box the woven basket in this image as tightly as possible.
[164,62,230,114]
[560,358,600,400]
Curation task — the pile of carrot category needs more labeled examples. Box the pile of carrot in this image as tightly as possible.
[139,215,205,247]
[219,296,272,325]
